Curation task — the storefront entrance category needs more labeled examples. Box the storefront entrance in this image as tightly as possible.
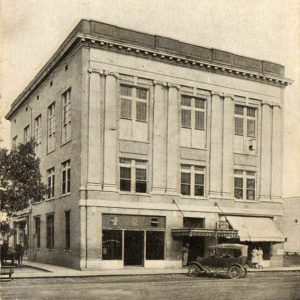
[124,231,144,266]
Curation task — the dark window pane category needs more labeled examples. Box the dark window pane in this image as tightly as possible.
[146,231,164,260]
[181,110,191,128]
[136,88,147,99]
[235,117,243,135]
[235,105,244,115]
[121,99,132,119]
[195,174,204,185]
[102,230,122,260]
[181,184,190,195]
[247,119,256,137]
[46,215,54,249]
[181,173,191,184]
[136,181,147,193]
[247,178,255,189]
[234,188,243,199]
[195,185,204,196]
[234,177,243,188]
[195,98,205,109]
[120,179,131,191]
[136,101,147,122]
[247,107,256,117]
[35,218,41,248]
[195,111,205,130]
[181,96,191,106]
[136,168,146,180]
[65,211,70,250]
[120,167,131,179]
[120,85,132,96]
[247,189,255,200]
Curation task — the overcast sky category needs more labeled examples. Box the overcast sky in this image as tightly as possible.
[1,0,299,197]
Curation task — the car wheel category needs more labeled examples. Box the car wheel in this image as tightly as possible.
[228,265,242,279]
[188,264,201,277]
[241,267,248,278]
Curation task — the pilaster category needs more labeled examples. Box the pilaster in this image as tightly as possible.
[103,72,118,191]
[209,91,223,198]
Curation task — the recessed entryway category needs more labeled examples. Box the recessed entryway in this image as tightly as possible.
[124,231,144,266]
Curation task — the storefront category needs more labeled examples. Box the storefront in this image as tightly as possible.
[102,214,165,267]
[225,216,285,267]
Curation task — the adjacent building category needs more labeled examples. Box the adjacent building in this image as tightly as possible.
[5,20,291,269]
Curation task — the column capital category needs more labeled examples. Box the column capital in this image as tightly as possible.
[87,67,106,76]
[211,90,224,97]
[153,80,167,87]
[167,83,181,90]
[106,72,119,79]
[262,101,272,107]
[224,94,235,100]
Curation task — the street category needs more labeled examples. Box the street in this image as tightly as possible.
[1,273,300,300]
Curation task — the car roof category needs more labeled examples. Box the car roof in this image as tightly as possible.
[208,243,247,250]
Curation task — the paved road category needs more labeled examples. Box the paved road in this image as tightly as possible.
[1,273,300,300]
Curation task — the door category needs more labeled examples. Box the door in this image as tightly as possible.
[188,237,205,263]
[124,231,144,266]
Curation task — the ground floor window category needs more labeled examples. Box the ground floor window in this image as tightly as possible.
[46,214,54,249]
[146,231,165,260]
[102,230,122,260]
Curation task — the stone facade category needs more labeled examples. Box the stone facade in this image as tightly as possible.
[6,20,291,270]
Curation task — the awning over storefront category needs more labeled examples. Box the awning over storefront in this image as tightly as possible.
[226,216,284,242]
[171,228,239,238]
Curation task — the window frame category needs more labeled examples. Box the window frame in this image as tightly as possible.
[181,95,206,130]
[34,216,41,249]
[234,104,257,138]
[46,214,55,250]
[47,102,56,153]
[120,84,149,123]
[47,167,55,199]
[61,160,71,195]
[62,88,72,144]
[180,165,205,197]
[34,115,42,145]
[234,170,256,201]
[24,125,30,143]
[119,158,148,194]
[65,210,71,251]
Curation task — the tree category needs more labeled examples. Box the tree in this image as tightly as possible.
[0,140,47,216]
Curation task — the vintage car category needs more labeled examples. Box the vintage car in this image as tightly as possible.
[188,243,248,279]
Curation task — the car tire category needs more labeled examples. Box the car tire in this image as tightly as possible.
[228,265,242,279]
[241,267,248,278]
[188,264,201,277]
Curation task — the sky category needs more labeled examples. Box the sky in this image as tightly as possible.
[0,0,299,197]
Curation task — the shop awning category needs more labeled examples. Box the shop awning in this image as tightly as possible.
[171,228,239,238]
[226,216,284,242]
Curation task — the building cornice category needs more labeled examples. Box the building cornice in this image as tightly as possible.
[6,19,293,120]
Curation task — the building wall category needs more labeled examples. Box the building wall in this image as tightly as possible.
[283,197,300,253]
[9,47,86,269]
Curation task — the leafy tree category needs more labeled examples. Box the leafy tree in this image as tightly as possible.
[0,140,47,216]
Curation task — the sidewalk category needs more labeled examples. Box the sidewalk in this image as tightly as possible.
[7,261,300,279]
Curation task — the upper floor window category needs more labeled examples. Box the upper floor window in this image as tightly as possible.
[234,105,256,137]
[34,115,42,145]
[12,135,18,148]
[24,125,30,143]
[181,165,205,196]
[120,85,148,122]
[62,88,72,144]
[234,170,256,201]
[47,102,56,152]
[181,95,206,130]
[47,167,55,199]
[61,160,71,195]
[120,158,147,193]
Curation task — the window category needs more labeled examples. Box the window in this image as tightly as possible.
[12,136,17,148]
[146,231,165,260]
[183,217,205,229]
[65,211,70,250]
[24,125,30,143]
[119,158,147,193]
[62,88,71,144]
[61,160,71,195]
[181,165,205,196]
[120,85,148,122]
[34,115,42,145]
[181,95,205,130]
[234,105,256,137]
[234,170,256,201]
[47,102,56,152]
[34,217,41,248]
[46,214,54,249]
[102,230,122,260]
[47,168,55,199]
